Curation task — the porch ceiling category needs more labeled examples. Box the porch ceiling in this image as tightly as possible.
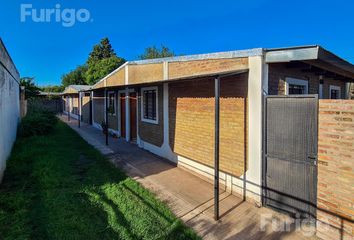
[265,46,354,80]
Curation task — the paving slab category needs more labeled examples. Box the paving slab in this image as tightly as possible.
[59,115,317,240]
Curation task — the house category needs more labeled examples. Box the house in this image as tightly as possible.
[62,85,91,121]
[64,45,354,240]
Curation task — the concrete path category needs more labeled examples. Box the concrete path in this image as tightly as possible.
[59,115,316,240]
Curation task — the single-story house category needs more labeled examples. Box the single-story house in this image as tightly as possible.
[62,85,91,120]
[63,45,354,239]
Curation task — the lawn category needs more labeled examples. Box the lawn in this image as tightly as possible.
[0,120,200,240]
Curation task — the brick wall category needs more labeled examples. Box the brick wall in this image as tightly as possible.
[138,84,164,147]
[317,100,354,240]
[268,63,346,98]
[169,74,248,177]
[168,58,248,80]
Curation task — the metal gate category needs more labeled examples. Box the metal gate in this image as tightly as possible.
[262,95,318,218]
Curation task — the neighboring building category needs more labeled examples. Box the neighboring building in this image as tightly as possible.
[63,45,354,240]
[0,39,20,182]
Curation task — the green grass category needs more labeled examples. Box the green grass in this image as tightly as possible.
[0,121,200,240]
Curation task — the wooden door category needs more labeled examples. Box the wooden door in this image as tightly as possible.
[129,92,137,140]
[120,93,126,138]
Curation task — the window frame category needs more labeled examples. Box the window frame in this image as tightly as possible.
[107,91,116,116]
[140,86,159,124]
[285,77,309,95]
[329,85,341,99]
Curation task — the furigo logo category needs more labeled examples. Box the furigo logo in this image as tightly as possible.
[20,4,92,27]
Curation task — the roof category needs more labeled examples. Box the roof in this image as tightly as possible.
[88,45,353,90]
[38,91,62,96]
[62,85,91,94]
[265,45,354,79]
[92,48,260,89]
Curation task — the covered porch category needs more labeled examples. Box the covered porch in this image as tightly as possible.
[60,115,314,240]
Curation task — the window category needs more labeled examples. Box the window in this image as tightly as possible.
[285,78,309,95]
[329,85,341,99]
[141,87,158,124]
[107,92,116,115]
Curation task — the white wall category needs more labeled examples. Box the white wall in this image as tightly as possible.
[0,39,20,182]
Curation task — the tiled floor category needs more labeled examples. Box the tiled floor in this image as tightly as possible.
[60,115,316,240]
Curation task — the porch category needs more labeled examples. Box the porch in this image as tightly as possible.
[59,115,314,240]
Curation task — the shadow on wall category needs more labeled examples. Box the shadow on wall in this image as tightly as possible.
[28,97,63,113]
[168,74,248,180]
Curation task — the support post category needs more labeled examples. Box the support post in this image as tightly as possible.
[105,88,109,146]
[214,76,220,221]
[78,93,81,128]
[68,96,71,122]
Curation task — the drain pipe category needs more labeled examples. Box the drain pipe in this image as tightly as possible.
[214,76,220,221]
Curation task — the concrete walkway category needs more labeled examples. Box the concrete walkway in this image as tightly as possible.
[59,115,316,240]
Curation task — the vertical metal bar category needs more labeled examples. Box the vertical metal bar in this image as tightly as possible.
[105,88,109,146]
[214,76,220,221]
[68,96,71,122]
[78,93,81,128]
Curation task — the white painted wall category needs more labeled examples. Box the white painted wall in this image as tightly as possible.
[0,40,20,182]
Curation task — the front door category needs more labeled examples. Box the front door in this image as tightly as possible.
[263,95,318,219]
[129,92,137,141]
[120,93,126,138]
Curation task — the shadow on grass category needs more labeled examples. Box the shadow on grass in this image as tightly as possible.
[0,121,200,240]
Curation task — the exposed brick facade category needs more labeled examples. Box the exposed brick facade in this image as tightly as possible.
[268,63,346,98]
[317,100,354,240]
[138,84,164,147]
[169,74,248,177]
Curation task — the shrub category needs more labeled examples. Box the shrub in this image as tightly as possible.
[18,110,58,138]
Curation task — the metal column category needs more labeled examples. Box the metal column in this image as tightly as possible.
[105,88,109,146]
[68,96,71,122]
[78,92,81,128]
[214,76,220,221]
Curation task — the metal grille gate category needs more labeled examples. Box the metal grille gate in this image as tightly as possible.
[262,95,318,218]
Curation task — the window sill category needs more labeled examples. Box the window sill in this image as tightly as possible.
[141,118,158,124]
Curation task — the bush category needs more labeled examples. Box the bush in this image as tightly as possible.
[18,110,58,138]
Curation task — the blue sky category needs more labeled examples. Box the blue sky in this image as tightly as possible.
[0,0,353,86]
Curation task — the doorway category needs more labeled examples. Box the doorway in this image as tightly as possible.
[129,92,137,141]
[120,93,126,138]
[263,95,318,219]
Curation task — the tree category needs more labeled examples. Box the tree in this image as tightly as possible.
[20,77,40,99]
[61,65,88,87]
[85,38,125,85]
[139,45,175,60]
[40,85,65,93]
[85,56,124,85]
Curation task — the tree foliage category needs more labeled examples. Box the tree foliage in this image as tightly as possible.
[85,38,125,85]
[85,56,124,85]
[40,85,65,93]
[61,65,88,87]
[139,45,175,60]
[20,77,40,99]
